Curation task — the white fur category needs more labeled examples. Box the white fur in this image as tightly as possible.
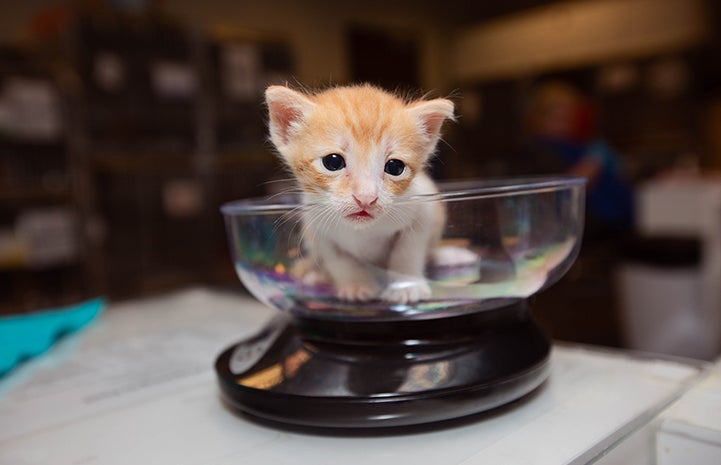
[301,172,442,304]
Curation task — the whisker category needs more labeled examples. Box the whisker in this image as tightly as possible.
[259,178,297,188]
[266,186,304,202]
[300,205,334,268]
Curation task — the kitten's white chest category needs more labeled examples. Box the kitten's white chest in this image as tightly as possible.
[332,227,397,266]
[314,200,432,267]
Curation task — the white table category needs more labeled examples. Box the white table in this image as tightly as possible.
[0,288,706,465]
[656,357,721,464]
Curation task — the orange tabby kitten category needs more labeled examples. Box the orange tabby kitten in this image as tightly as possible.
[265,84,454,303]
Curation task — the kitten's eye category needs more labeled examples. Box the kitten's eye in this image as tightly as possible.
[322,153,346,171]
[384,159,405,176]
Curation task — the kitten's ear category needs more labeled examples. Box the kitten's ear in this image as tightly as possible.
[265,86,315,147]
[407,98,455,147]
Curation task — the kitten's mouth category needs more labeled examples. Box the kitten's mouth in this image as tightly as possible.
[346,210,374,221]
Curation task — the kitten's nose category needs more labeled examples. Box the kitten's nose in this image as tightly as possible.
[353,194,378,209]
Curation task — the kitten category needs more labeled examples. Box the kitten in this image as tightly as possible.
[265,84,454,304]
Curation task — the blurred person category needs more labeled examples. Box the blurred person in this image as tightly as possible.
[518,81,636,347]
[520,81,634,238]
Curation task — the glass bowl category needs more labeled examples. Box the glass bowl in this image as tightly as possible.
[222,176,585,321]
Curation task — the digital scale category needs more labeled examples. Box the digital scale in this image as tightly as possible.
[215,177,585,428]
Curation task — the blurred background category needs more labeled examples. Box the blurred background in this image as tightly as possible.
[1,0,720,358]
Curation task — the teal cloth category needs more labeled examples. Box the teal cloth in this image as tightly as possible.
[0,298,105,377]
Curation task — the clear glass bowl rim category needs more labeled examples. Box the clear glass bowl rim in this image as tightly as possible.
[220,175,586,215]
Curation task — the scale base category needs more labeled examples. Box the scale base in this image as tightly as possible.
[215,300,550,429]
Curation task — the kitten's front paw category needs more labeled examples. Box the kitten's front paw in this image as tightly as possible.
[381,279,431,304]
[336,282,381,301]
[291,258,331,287]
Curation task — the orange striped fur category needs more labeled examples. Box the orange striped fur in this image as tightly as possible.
[266,84,454,199]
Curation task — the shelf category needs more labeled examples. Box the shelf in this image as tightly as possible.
[91,152,196,173]
[0,135,65,150]
[216,148,276,167]
[0,186,71,205]
[88,149,278,174]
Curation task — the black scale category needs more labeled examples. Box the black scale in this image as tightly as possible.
[215,299,549,428]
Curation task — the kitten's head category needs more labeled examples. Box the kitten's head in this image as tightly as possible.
[265,84,454,227]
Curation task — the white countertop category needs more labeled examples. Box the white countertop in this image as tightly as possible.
[0,288,706,465]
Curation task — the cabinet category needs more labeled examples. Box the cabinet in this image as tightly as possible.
[1,11,294,311]
[0,46,92,313]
